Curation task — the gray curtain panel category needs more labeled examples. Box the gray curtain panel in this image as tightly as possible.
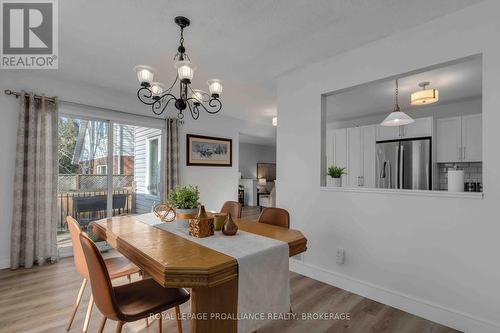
[11,92,59,269]
[164,118,179,201]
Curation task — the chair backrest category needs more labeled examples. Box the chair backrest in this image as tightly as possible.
[258,208,290,228]
[66,216,89,278]
[221,201,242,219]
[79,232,120,320]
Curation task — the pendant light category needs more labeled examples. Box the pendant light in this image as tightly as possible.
[410,81,439,105]
[381,79,414,127]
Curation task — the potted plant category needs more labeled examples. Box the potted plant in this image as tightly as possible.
[327,166,347,187]
[168,185,200,228]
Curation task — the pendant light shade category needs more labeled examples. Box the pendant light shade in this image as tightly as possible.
[207,79,223,97]
[410,81,439,105]
[191,89,205,104]
[381,79,414,127]
[150,82,165,96]
[174,60,196,82]
[381,111,415,126]
[133,65,156,86]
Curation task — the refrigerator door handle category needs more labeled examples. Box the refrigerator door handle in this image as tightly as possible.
[399,144,404,189]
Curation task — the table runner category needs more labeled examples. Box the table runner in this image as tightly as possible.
[135,213,290,333]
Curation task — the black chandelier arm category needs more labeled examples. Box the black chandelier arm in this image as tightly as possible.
[185,97,222,114]
[186,101,200,120]
[152,94,177,116]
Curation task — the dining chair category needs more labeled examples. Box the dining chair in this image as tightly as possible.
[258,207,290,229]
[78,232,190,333]
[66,216,141,333]
[221,200,242,219]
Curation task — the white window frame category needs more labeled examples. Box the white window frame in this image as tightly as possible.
[145,135,162,198]
[96,165,107,175]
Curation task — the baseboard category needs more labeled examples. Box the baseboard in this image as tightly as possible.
[0,256,10,269]
[290,259,500,333]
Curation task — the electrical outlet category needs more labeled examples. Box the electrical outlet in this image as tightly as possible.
[336,247,345,264]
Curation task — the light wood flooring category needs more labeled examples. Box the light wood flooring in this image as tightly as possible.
[0,252,460,333]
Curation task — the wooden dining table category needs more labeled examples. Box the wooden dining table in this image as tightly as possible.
[93,215,307,333]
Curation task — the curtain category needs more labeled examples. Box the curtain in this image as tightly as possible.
[11,92,59,269]
[164,118,179,201]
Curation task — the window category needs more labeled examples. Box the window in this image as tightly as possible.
[146,136,161,196]
[96,165,107,175]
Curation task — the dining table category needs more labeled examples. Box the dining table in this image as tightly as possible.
[93,214,307,333]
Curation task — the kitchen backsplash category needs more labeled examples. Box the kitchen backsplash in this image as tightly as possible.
[437,162,482,191]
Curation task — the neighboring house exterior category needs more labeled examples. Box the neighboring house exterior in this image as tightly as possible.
[71,120,162,214]
[72,120,135,175]
[133,126,162,213]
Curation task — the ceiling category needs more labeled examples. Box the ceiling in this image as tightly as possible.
[45,0,482,124]
[326,56,482,122]
[239,133,276,147]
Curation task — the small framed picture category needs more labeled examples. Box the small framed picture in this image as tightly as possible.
[186,134,232,167]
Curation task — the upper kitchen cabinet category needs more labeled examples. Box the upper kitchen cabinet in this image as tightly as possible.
[376,117,433,141]
[436,116,461,163]
[436,114,482,163]
[461,114,482,162]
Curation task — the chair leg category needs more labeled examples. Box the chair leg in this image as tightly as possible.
[82,293,94,333]
[158,315,162,333]
[97,316,107,333]
[175,305,182,333]
[66,278,87,331]
[116,321,124,333]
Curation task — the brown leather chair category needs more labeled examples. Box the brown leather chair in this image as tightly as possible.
[66,216,141,332]
[258,207,290,228]
[220,201,242,219]
[78,232,190,333]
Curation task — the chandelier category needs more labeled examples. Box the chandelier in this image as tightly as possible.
[133,16,223,120]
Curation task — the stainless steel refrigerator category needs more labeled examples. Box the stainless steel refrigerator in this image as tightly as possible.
[376,137,431,190]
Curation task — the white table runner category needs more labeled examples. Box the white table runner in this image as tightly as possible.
[135,213,290,333]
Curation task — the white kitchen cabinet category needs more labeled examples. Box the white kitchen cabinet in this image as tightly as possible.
[362,125,376,187]
[377,117,433,141]
[404,117,433,138]
[347,127,362,186]
[436,114,482,163]
[436,116,461,163]
[376,125,400,141]
[461,114,482,162]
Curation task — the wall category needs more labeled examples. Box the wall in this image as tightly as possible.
[239,142,276,179]
[0,71,275,268]
[178,116,275,212]
[277,2,500,332]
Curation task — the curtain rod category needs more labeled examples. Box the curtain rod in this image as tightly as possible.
[4,89,175,122]
[4,89,57,102]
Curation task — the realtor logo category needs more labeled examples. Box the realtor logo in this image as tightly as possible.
[1,0,58,68]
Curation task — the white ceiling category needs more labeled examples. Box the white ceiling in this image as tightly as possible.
[326,56,482,122]
[48,0,482,124]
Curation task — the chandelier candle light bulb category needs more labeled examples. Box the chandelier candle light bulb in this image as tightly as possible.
[174,60,196,83]
[134,65,156,86]
[207,79,223,98]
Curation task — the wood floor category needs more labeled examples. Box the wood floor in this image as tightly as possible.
[0,253,460,333]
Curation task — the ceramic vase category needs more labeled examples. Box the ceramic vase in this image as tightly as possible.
[222,213,238,236]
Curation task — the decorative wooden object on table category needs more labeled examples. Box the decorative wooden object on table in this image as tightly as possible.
[153,202,176,222]
[93,215,307,333]
[222,213,238,236]
[189,205,215,238]
[213,213,227,231]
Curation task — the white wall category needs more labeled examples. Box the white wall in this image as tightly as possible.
[0,71,275,268]
[277,2,500,332]
[239,142,276,179]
